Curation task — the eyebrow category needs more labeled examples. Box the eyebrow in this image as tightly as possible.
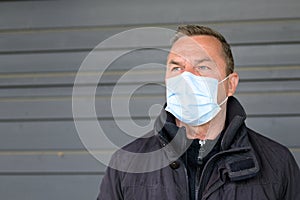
[168,59,184,66]
[167,57,214,68]
[194,58,213,65]
[168,58,212,65]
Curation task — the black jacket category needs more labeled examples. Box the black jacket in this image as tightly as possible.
[97,96,300,200]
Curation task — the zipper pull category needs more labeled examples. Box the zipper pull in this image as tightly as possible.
[197,139,206,165]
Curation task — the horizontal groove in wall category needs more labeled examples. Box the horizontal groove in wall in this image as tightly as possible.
[0,171,105,176]
[1,41,300,55]
[0,114,299,123]
[0,147,299,155]
[0,149,113,156]
[0,17,299,34]
[0,90,300,101]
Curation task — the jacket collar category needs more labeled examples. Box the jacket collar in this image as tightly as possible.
[154,105,191,158]
[222,96,247,150]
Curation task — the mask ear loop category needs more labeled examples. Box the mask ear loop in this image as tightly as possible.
[219,96,228,106]
[218,74,231,106]
[218,74,231,84]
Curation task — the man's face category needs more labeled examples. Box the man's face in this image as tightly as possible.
[165,35,239,139]
[166,35,229,102]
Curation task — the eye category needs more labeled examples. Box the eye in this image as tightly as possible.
[171,67,183,72]
[195,65,211,71]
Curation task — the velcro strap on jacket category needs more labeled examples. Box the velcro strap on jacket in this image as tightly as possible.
[225,153,260,182]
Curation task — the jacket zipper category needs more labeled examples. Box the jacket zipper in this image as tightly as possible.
[195,147,251,200]
[195,140,206,200]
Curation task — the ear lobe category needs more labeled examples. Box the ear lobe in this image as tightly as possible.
[227,72,239,96]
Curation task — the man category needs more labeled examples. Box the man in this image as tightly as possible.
[97,25,300,199]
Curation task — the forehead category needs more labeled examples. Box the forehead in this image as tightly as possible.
[169,35,223,57]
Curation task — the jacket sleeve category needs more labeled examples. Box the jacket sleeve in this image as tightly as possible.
[97,166,123,200]
[281,152,300,200]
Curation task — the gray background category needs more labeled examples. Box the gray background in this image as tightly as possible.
[0,0,300,199]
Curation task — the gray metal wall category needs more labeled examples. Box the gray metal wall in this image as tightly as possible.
[0,0,299,199]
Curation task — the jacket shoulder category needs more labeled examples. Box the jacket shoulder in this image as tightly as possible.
[247,128,299,177]
[247,128,300,198]
[247,128,292,158]
[120,130,161,153]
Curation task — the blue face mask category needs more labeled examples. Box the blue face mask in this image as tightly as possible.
[165,72,229,126]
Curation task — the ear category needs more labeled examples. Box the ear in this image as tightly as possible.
[227,72,239,96]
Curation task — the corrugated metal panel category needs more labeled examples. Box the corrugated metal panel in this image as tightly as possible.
[0,0,299,199]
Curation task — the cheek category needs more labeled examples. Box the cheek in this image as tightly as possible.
[165,71,173,79]
[217,83,228,102]
[165,68,174,79]
[165,70,182,79]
